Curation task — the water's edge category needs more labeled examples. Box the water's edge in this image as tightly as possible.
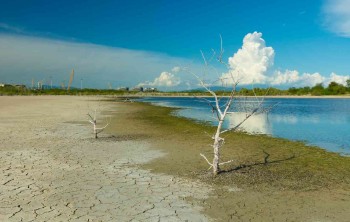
[137,97,350,156]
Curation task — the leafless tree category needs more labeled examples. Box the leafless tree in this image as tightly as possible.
[186,36,270,176]
[87,105,110,139]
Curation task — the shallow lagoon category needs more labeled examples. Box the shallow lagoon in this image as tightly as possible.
[139,97,350,155]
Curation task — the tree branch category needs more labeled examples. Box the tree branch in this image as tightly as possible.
[184,69,223,118]
[200,153,214,170]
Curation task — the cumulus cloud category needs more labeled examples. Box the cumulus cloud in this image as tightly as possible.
[299,73,326,86]
[220,31,349,87]
[0,34,190,88]
[271,70,300,85]
[138,71,181,87]
[328,72,349,85]
[323,0,350,37]
[223,32,274,84]
[271,70,349,87]
[272,70,325,87]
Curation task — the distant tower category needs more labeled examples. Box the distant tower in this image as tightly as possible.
[67,69,74,91]
[61,80,66,90]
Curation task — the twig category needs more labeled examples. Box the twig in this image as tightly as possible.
[200,153,214,170]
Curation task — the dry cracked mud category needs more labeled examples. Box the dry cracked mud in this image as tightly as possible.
[0,96,212,222]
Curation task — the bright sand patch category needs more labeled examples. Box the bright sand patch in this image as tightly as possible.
[0,96,211,221]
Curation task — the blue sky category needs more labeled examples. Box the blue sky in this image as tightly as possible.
[0,0,350,89]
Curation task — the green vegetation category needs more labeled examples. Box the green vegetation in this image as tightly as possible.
[1,80,350,96]
[0,86,134,96]
[178,81,350,96]
[238,87,289,96]
[239,81,350,96]
[287,81,349,96]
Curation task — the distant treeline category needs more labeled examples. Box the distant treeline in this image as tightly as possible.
[180,81,350,96]
[1,80,350,96]
[239,80,350,96]
[0,87,134,96]
[287,81,350,96]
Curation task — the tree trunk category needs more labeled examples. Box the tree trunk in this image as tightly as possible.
[213,119,224,175]
[93,121,98,139]
[213,139,220,175]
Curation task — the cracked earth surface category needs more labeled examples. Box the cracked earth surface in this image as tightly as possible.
[0,96,211,222]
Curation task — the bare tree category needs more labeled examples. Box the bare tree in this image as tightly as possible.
[186,36,269,176]
[87,106,110,139]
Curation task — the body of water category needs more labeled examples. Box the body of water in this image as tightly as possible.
[139,97,350,155]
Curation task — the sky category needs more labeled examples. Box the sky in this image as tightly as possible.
[0,0,350,90]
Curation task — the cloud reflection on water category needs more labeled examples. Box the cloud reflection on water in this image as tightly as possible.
[226,112,271,135]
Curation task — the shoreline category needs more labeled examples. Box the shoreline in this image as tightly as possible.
[3,93,350,99]
[118,94,350,99]
[135,96,350,157]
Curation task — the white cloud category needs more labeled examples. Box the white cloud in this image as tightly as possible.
[323,0,350,37]
[219,32,349,88]
[223,32,275,84]
[271,70,349,87]
[271,70,300,85]
[154,72,181,86]
[138,71,180,87]
[327,72,349,85]
[299,72,326,87]
[0,34,190,88]
[171,66,181,73]
[1,32,349,90]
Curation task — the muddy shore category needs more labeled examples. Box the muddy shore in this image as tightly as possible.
[110,98,350,222]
